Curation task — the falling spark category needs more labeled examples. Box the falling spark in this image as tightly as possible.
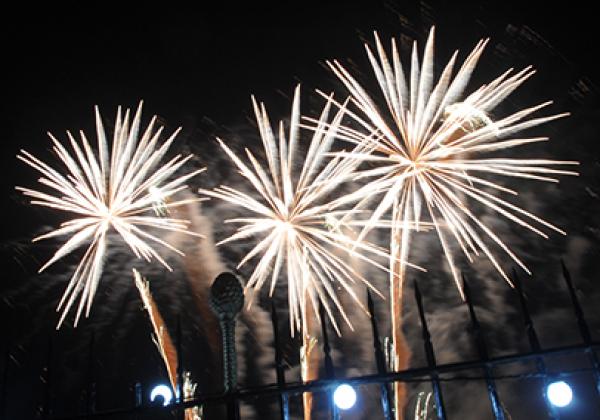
[134,269,201,420]
[134,268,178,391]
[314,27,579,295]
[200,86,410,335]
[17,103,205,327]
[413,391,433,420]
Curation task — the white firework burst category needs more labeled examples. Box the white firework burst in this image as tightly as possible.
[201,86,412,334]
[17,103,205,327]
[313,27,578,296]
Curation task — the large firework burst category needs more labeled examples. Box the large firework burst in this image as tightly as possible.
[307,26,578,420]
[17,103,205,327]
[318,27,578,295]
[200,86,408,334]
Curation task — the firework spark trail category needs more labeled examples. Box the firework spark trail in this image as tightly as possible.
[133,268,178,391]
[17,103,205,328]
[200,85,421,335]
[308,26,579,295]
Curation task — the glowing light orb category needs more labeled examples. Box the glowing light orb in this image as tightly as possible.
[150,384,173,406]
[333,383,357,410]
[547,381,573,407]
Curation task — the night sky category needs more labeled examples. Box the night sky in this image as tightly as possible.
[1,2,599,419]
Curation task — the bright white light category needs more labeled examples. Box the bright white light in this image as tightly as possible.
[150,384,173,406]
[547,381,573,407]
[333,384,357,410]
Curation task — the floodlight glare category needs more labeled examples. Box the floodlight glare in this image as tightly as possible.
[150,384,173,406]
[547,381,573,408]
[333,383,357,410]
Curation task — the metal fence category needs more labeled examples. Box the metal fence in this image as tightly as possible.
[1,261,598,419]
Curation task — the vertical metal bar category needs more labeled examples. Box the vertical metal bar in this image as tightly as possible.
[511,269,559,419]
[367,289,393,420]
[561,261,592,343]
[511,270,541,352]
[318,301,338,420]
[462,275,505,420]
[270,302,290,420]
[176,316,184,419]
[226,393,239,420]
[413,282,447,420]
[561,261,600,398]
[133,381,143,420]
[85,332,96,418]
[134,382,143,408]
[42,335,53,419]
[319,302,334,379]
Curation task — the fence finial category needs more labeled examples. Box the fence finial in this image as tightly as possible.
[413,281,446,420]
[210,272,244,393]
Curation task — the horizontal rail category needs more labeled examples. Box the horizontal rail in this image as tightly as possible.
[52,341,600,419]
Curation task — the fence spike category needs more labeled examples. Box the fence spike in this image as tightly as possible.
[561,260,592,344]
[176,316,184,419]
[42,335,53,419]
[318,301,334,380]
[318,301,338,419]
[511,269,559,419]
[270,302,290,420]
[462,274,505,420]
[413,281,447,420]
[561,260,600,401]
[367,289,393,420]
[511,269,541,352]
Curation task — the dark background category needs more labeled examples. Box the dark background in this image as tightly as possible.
[1,2,599,419]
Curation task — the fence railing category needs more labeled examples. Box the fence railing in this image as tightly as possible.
[1,260,598,419]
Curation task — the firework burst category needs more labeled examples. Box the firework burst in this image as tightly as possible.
[315,27,578,295]
[306,25,579,420]
[200,86,410,334]
[17,103,205,327]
